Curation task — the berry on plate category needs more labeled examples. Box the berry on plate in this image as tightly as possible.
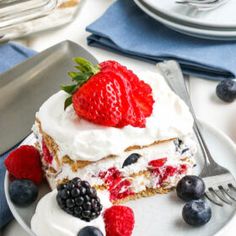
[103,205,135,236]
[176,175,205,202]
[182,199,212,226]
[56,177,103,222]
[78,226,104,236]
[61,58,154,128]
[216,79,236,103]
[9,179,38,206]
[4,145,43,185]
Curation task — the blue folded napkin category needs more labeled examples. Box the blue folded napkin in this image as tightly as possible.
[0,42,36,228]
[86,0,236,80]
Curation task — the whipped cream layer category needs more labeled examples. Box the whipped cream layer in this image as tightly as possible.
[53,137,196,188]
[36,71,194,162]
[31,190,111,236]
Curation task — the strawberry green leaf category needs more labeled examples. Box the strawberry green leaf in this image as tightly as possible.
[61,84,77,94]
[68,72,80,79]
[73,57,100,75]
[64,96,73,110]
[61,57,100,111]
[68,71,91,85]
[74,65,88,73]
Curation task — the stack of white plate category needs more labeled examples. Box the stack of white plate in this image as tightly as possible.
[134,0,236,40]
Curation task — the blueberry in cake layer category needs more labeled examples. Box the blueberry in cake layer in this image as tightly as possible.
[32,58,197,204]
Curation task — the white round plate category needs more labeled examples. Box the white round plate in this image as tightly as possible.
[142,0,236,29]
[4,121,236,236]
[134,0,236,40]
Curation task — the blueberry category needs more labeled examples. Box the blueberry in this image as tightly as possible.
[122,153,141,168]
[176,175,205,202]
[9,179,38,207]
[182,199,212,226]
[216,80,236,103]
[181,148,189,154]
[174,138,183,148]
[78,226,103,236]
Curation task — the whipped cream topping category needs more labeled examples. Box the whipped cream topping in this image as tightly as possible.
[31,189,111,236]
[35,71,194,162]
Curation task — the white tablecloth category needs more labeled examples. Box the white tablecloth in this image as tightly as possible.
[2,0,236,235]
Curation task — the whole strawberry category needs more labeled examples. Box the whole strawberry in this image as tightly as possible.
[5,145,43,185]
[103,206,135,236]
[62,58,154,128]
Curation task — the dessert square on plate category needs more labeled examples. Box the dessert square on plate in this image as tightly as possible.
[33,60,197,204]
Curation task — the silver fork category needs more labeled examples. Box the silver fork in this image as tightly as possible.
[176,0,230,11]
[157,60,236,207]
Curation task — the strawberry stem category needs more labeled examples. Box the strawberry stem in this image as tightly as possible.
[61,57,100,110]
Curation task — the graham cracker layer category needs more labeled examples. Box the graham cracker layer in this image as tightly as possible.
[113,187,172,204]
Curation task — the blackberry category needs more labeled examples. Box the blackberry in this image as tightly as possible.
[56,177,103,222]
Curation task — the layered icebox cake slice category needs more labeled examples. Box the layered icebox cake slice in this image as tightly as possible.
[33,59,197,204]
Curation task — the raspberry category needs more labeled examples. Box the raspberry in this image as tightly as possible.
[99,168,134,201]
[109,179,133,201]
[42,140,53,164]
[163,166,177,180]
[148,158,179,186]
[4,145,43,185]
[99,167,122,186]
[56,177,103,222]
[179,164,188,174]
[103,206,135,236]
[148,158,167,168]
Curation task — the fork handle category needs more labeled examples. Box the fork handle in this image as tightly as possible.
[157,60,217,166]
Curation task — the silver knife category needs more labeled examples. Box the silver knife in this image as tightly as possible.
[0,40,99,155]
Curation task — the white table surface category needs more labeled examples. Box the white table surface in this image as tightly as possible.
[2,0,236,235]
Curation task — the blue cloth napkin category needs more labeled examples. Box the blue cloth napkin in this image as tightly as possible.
[0,42,36,228]
[86,0,236,80]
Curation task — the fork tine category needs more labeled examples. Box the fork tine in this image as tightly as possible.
[209,188,232,205]
[205,192,223,207]
[229,184,236,192]
[219,186,236,201]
